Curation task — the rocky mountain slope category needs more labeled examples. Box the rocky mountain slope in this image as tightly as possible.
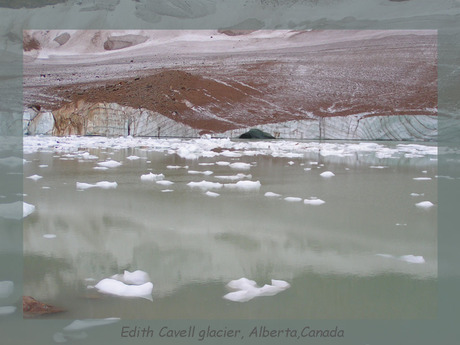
[23,29,437,140]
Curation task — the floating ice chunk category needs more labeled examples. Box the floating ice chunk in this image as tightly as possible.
[140,172,165,181]
[284,197,302,202]
[413,177,432,181]
[23,202,36,217]
[79,152,98,160]
[43,234,57,239]
[161,189,174,193]
[264,192,281,198]
[320,171,335,178]
[0,281,14,299]
[156,180,174,186]
[0,156,24,168]
[304,198,325,206]
[93,166,109,170]
[309,162,318,165]
[0,306,16,315]
[410,193,424,197]
[400,255,425,264]
[224,180,261,191]
[42,186,51,189]
[199,163,214,166]
[187,180,223,190]
[95,279,153,300]
[76,181,118,190]
[287,161,295,165]
[229,162,251,170]
[221,151,242,158]
[205,191,220,197]
[224,278,290,302]
[214,173,252,181]
[416,201,434,209]
[122,270,150,285]
[227,278,257,290]
[304,168,311,171]
[370,166,388,169]
[97,160,122,168]
[376,253,394,259]
[271,279,291,289]
[38,164,48,168]
[0,201,35,219]
[216,161,230,166]
[188,170,213,175]
[167,165,189,169]
[27,174,43,181]
[126,156,140,160]
[396,223,408,226]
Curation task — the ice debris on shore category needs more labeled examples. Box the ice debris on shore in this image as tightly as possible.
[223,278,290,302]
[94,270,153,300]
[76,181,117,190]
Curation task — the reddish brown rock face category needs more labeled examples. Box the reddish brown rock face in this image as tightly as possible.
[23,296,65,318]
[23,30,437,138]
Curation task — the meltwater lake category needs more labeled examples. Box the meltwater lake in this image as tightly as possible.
[22,136,437,319]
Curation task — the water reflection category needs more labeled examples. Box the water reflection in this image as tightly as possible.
[23,140,437,319]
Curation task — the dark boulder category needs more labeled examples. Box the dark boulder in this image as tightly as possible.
[239,128,276,139]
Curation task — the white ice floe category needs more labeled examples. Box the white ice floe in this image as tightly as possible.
[376,254,425,264]
[199,163,215,166]
[214,173,252,181]
[415,201,434,209]
[400,255,426,264]
[284,197,302,202]
[287,161,295,165]
[0,306,16,316]
[370,166,388,169]
[188,170,213,175]
[42,186,51,189]
[304,168,312,171]
[97,160,122,168]
[26,174,43,181]
[161,189,174,193]
[156,180,174,186]
[38,164,48,168]
[93,166,109,170]
[110,270,151,286]
[223,278,290,302]
[0,281,14,299]
[229,162,251,170]
[140,172,165,181]
[95,279,153,300]
[224,180,261,191]
[413,177,432,181]
[320,171,335,178]
[205,191,220,197]
[0,201,37,219]
[167,165,189,169]
[221,151,242,158]
[304,198,325,206]
[187,180,223,190]
[264,192,281,198]
[43,234,57,239]
[216,161,230,166]
[76,181,118,190]
[410,193,424,197]
[126,155,140,160]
